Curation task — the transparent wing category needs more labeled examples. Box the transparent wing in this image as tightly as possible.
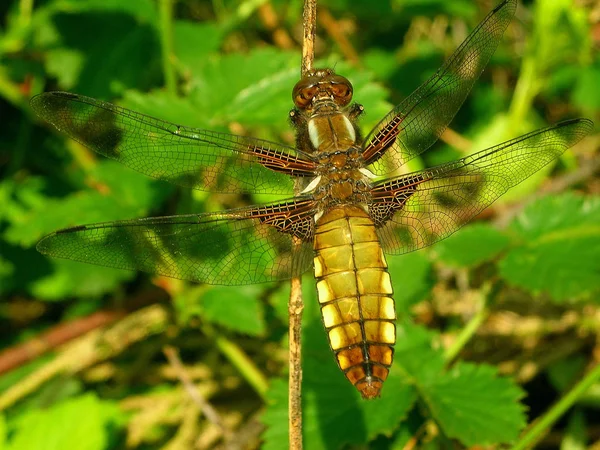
[31,92,318,195]
[37,199,318,285]
[369,119,593,254]
[362,0,517,175]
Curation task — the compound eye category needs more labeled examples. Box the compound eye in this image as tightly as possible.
[330,77,353,106]
[293,85,318,109]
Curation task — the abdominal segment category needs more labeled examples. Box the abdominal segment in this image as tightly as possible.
[313,205,396,399]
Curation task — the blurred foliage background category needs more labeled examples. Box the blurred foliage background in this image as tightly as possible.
[1,0,599,448]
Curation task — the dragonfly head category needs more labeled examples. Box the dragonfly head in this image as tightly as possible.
[292,68,353,111]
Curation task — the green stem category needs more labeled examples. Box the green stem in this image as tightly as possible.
[443,282,490,363]
[19,0,33,28]
[507,57,540,132]
[511,363,600,450]
[159,0,177,95]
[207,327,269,400]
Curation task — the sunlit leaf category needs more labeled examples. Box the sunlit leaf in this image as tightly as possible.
[434,222,510,267]
[423,363,526,446]
[387,251,433,311]
[201,285,266,336]
[499,194,600,302]
[5,394,123,450]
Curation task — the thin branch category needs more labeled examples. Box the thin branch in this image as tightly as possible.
[288,267,304,450]
[0,310,125,375]
[301,0,317,76]
[0,305,169,411]
[288,1,317,447]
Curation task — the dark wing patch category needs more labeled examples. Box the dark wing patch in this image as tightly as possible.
[369,119,593,254]
[37,199,318,285]
[362,0,517,175]
[31,92,318,195]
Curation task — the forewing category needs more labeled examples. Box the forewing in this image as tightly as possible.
[370,119,593,254]
[31,92,317,195]
[36,199,318,285]
[362,0,517,175]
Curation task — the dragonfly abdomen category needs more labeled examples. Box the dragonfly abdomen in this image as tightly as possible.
[313,205,396,399]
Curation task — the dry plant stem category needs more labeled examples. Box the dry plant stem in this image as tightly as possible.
[0,305,168,411]
[0,310,124,375]
[301,0,317,76]
[163,346,232,442]
[288,0,317,448]
[288,266,304,450]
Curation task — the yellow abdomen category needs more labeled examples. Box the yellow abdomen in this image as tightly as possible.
[313,205,396,399]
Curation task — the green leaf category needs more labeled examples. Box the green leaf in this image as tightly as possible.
[188,48,298,129]
[387,251,432,311]
[572,63,600,110]
[174,21,224,68]
[44,48,85,89]
[30,258,134,300]
[120,89,215,129]
[267,282,292,325]
[34,1,161,97]
[394,324,526,447]
[265,319,527,448]
[201,285,266,336]
[47,0,158,20]
[6,161,168,247]
[261,378,289,449]
[433,223,510,268]
[5,393,122,450]
[393,324,447,388]
[499,194,600,302]
[2,161,167,299]
[423,363,526,446]
[119,48,302,135]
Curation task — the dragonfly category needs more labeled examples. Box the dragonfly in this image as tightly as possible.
[32,0,592,399]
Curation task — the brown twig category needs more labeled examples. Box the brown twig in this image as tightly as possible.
[0,286,168,376]
[288,1,317,448]
[301,0,317,76]
[288,267,304,450]
[0,304,169,411]
[0,310,125,375]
